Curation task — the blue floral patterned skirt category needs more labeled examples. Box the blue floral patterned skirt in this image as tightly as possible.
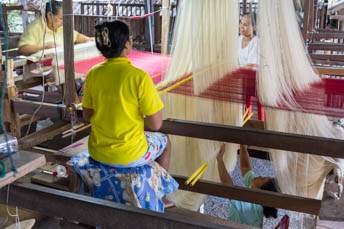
[71,149,179,213]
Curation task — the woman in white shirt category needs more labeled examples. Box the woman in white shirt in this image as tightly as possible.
[239,13,264,120]
[239,14,258,69]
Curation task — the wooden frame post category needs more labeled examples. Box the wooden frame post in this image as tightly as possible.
[6,59,21,138]
[303,0,311,40]
[62,0,78,109]
[320,1,328,29]
[303,0,316,40]
[144,0,155,52]
[1,31,21,138]
[161,0,171,54]
[242,0,247,15]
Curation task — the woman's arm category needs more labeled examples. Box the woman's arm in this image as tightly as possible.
[83,107,94,123]
[240,145,252,176]
[75,32,93,44]
[18,42,55,56]
[144,111,163,131]
[217,144,234,185]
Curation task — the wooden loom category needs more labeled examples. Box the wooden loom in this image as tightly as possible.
[3,1,344,228]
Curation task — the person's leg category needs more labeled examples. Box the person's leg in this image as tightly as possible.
[143,133,175,208]
[156,136,171,171]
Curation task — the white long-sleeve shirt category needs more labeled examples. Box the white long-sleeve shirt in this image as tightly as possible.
[238,35,258,67]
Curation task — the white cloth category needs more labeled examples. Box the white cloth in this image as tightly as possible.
[238,35,258,66]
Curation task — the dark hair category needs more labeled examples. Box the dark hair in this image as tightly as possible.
[95,20,130,58]
[261,179,278,219]
[242,13,257,28]
[45,0,62,18]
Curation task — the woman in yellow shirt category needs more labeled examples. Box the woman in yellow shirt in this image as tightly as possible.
[71,20,177,213]
[18,0,91,55]
[83,20,171,170]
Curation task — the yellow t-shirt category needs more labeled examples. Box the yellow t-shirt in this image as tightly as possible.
[82,57,164,165]
[18,16,81,49]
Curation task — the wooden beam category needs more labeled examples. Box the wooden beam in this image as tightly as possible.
[174,176,321,215]
[12,99,63,119]
[311,54,344,62]
[310,32,344,40]
[3,5,23,11]
[33,118,344,160]
[0,183,252,229]
[313,59,344,66]
[161,0,170,54]
[309,0,315,32]
[62,0,78,108]
[316,66,344,76]
[9,113,344,160]
[303,0,311,39]
[18,121,71,149]
[5,59,22,138]
[144,0,155,52]
[242,0,247,14]
[320,2,327,29]
[308,43,344,51]
[0,151,46,189]
[317,29,344,33]
[21,89,63,104]
[160,119,344,158]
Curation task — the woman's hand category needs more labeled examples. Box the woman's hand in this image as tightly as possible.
[243,64,257,70]
[43,42,55,49]
[216,144,234,185]
[87,37,95,42]
[216,144,226,161]
[240,144,248,151]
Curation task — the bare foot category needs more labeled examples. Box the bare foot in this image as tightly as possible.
[163,197,175,208]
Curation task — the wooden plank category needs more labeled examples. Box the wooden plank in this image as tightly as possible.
[313,59,344,66]
[311,54,344,62]
[316,67,344,76]
[0,183,252,229]
[21,89,62,104]
[311,32,344,40]
[303,0,311,39]
[38,126,90,151]
[10,116,344,160]
[317,29,344,34]
[3,5,24,11]
[174,176,321,215]
[242,0,247,14]
[34,118,344,160]
[18,121,71,149]
[0,151,46,188]
[309,0,315,33]
[31,173,70,192]
[160,119,344,158]
[161,0,170,54]
[308,43,344,51]
[62,0,78,108]
[243,119,265,130]
[15,77,45,91]
[144,0,155,51]
[12,99,63,119]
